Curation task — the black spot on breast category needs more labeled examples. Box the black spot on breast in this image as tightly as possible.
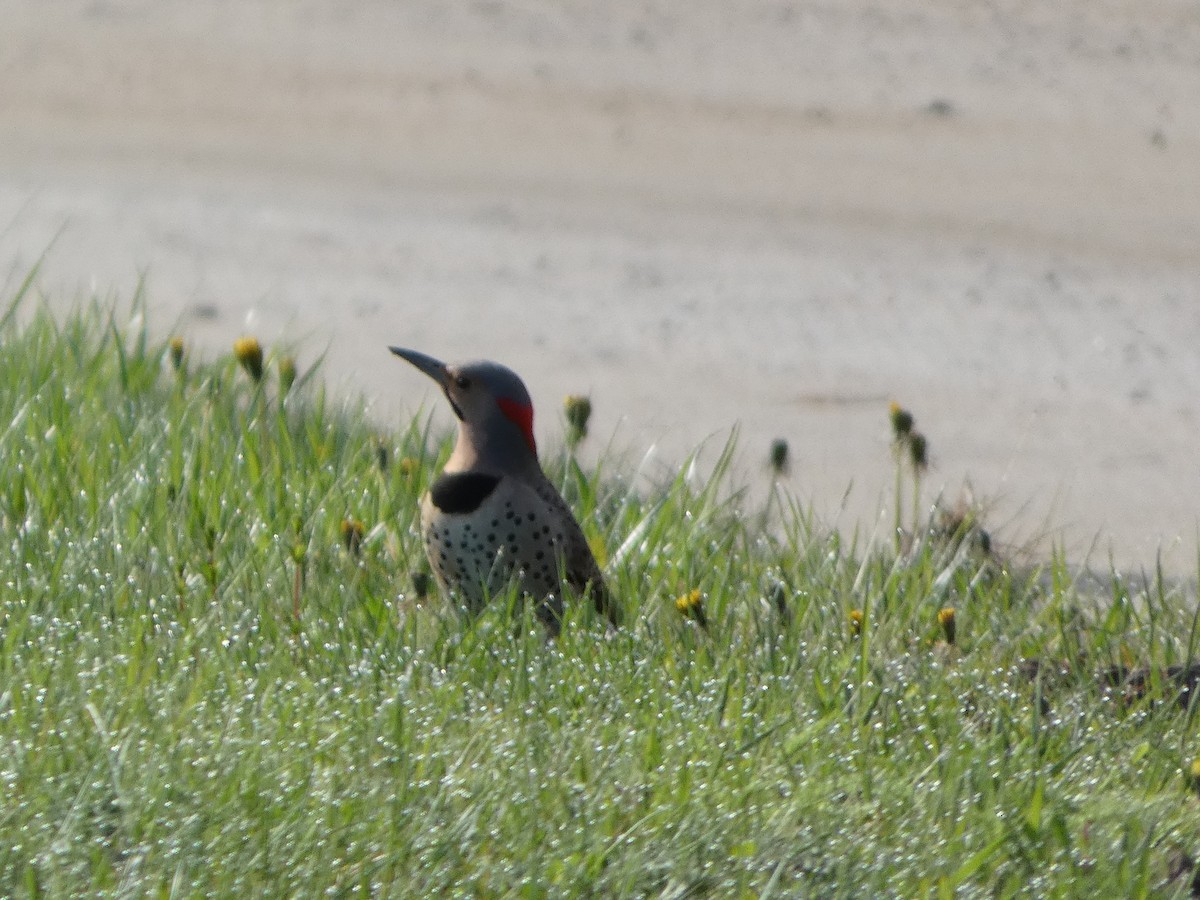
[429,472,501,514]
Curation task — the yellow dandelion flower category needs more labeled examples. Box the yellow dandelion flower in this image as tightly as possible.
[340,518,365,556]
[938,606,957,645]
[675,589,707,629]
[849,609,864,637]
[233,336,264,382]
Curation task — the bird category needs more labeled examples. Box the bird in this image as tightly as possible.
[389,347,617,633]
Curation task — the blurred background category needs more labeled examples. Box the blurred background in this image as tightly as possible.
[2,0,1198,573]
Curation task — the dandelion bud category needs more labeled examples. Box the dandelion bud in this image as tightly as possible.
[278,356,297,395]
[412,571,431,599]
[889,402,914,441]
[233,336,264,382]
[769,438,790,475]
[564,395,592,444]
[168,336,185,371]
[909,432,929,472]
[1187,759,1200,796]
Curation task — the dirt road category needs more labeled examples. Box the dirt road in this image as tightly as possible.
[3,0,1198,572]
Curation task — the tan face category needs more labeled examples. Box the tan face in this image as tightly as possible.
[439,364,486,422]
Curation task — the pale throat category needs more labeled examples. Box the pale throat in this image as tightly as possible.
[444,404,537,474]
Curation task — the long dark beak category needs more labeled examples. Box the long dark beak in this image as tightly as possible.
[389,346,450,389]
[390,346,465,419]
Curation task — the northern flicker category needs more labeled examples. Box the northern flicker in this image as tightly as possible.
[389,347,617,632]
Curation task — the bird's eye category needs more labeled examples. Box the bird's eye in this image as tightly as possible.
[454,374,471,390]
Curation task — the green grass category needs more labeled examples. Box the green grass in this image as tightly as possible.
[2,288,1200,898]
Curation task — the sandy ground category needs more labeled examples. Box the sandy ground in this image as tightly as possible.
[2,0,1198,574]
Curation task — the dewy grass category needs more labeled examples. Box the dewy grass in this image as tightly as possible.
[2,294,1200,897]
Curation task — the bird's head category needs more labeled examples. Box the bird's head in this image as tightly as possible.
[390,347,538,470]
